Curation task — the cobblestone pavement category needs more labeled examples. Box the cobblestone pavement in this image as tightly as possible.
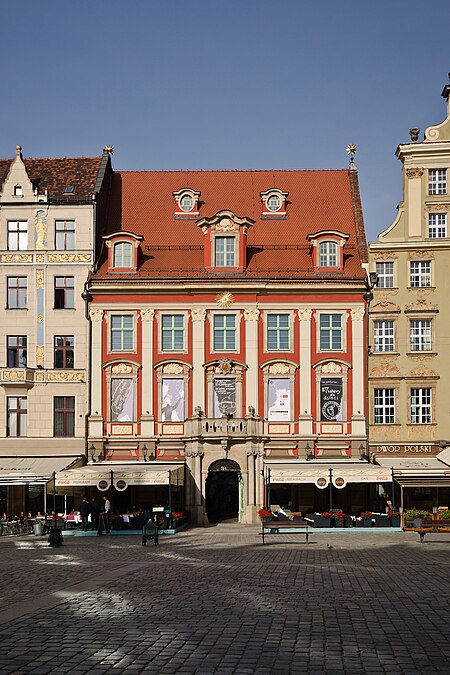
[0,526,449,674]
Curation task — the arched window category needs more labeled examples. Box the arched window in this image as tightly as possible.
[113,242,133,268]
[319,241,338,267]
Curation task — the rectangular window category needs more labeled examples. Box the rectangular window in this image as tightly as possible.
[428,213,447,238]
[54,396,75,436]
[55,220,75,250]
[374,388,395,424]
[7,277,27,309]
[113,242,133,268]
[7,221,27,250]
[54,277,75,308]
[319,241,338,267]
[267,314,290,351]
[375,262,394,288]
[213,314,236,350]
[161,378,185,422]
[319,314,342,350]
[54,336,74,368]
[410,388,432,424]
[215,237,235,267]
[111,379,134,422]
[428,169,447,195]
[268,378,291,421]
[7,336,27,367]
[111,316,134,351]
[409,320,431,351]
[409,261,431,288]
[161,315,184,351]
[7,397,27,437]
[373,321,394,352]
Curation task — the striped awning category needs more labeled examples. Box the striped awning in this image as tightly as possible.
[265,462,391,488]
[0,456,82,484]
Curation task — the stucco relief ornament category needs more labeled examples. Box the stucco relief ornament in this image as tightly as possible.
[216,292,234,308]
[35,210,48,250]
[350,308,365,321]
[371,301,400,312]
[244,306,260,321]
[191,307,207,321]
[370,360,400,377]
[163,363,184,375]
[322,361,342,374]
[297,308,312,321]
[268,362,290,375]
[218,357,232,374]
[140,308,155,321]
[405,168,424,179]
[216,218,236,232]
[111,363,133,374]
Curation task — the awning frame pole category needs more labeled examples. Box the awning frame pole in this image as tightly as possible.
[329,467,333,512]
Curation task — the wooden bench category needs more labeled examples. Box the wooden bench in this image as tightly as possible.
[407,519,450,542]
[261,519,311,545]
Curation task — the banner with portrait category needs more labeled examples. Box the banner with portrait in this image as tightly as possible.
[161,378,185,421]
[320,377,343,422]
[111,378,134,422]
[268,378,291,421]
[214,378,236,417]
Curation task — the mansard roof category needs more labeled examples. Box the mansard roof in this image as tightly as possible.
[0,155,103,203]
[94,168,368,280]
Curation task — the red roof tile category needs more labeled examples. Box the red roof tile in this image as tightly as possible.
[96,169,368,280]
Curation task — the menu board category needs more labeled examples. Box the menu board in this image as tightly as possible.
[268,378,291,421]
[320,377,343,421]
[214,378,236,417]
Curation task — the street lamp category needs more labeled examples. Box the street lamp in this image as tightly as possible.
[142,444,148,462]
[89,443,96,462]
[305,443,313,460]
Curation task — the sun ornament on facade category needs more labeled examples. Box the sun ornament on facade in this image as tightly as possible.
[216,291,234,308]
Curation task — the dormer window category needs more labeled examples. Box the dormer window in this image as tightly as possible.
[173,188,200,218]
[307,230,349,272]
[197,211,254,272]
[103,231,143,273]
[260,188,288,218]
[215,237,235,267]
[13,185,23,197]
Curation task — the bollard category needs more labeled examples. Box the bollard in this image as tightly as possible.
[48,527,63,547]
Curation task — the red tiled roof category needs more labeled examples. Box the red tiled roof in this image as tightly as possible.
[95,169,368,280]
[0,156,102,203]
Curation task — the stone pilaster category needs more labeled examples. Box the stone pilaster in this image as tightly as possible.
[191,308,207,412]
[298,308,313,434]
[244,307,259,414]
[140,309,155,436]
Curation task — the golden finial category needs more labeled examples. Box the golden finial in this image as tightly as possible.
[104,145,114,155]
[346,144,357,171]
[216,291,234,308]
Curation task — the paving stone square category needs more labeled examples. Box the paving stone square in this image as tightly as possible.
[0,526,449,673]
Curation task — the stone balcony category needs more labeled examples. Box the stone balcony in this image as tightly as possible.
[184,416,265,439]
[0,367,36,386]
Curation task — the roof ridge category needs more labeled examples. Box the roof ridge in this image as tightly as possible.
[116,168,348,174]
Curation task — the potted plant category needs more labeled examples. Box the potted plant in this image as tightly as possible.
[404,508,429,527]
[388,510,401,527]
[360,511,373,527]
[372,513,390,527]
[333,511,346,528]
[439,509,450,520]
[313,512,332,528]
[258,508,272,522]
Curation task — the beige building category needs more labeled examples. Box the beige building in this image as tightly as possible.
[369,78,450,511]
[0,146,112,516]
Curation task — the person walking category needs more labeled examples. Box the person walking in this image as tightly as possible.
[103,495,111,533]
[79,497,90,532]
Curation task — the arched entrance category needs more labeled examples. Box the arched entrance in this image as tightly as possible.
[206,459,241,523]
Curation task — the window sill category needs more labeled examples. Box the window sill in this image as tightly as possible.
[371,351,399,356]
[406,351,437,357]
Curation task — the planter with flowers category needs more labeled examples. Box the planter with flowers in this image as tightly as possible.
[258,508,273,522]
[360,511,373,527]
[313,512,332,528]
[332,511,347,528]
[388,510,401,527]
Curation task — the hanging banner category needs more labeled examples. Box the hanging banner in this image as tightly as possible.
[214,378,236,417]
[111,378,134,422]
[320,377,343,421]
[161,378,185,422]
[268,378,291,421]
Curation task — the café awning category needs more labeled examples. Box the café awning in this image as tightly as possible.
[376,457,450,487]
[265,462,391,488]
[0,456,82,485]
[54,462,184,491]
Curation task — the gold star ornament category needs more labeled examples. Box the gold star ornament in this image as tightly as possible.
[216,291,234,308]
[346,144,357,155]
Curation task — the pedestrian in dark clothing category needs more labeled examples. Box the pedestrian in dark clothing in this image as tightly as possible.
[79,498,90,531]
[90,497,100,530]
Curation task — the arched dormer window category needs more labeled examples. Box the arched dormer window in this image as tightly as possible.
[103,231,143,273]
[307,230,349,271]
[197,210,254,272]
[260,188,289,218]
[173,188,201,218]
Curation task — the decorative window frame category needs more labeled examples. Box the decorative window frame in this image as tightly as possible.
[427,212,447,239]
[315,310,348,353]
[197,210,254,272]
[263,310,295,353]
[313,359,351,423]
[260,188,289,218]
[372,318,396,354]
[173,188,201,218]
[104,360,140,423]
[106,311,138,355]
[428,169,447,196]
[404,300,438,356]
[408,258,433,288]
[372,386,397,425]
[307,230,349,271]
[155,361,191,422]
[157,310,189,354]
[260,360,297,421]
[208,310,241,353]
[372,253,398,289]
[205,358,247,418]
[103,231,143,273]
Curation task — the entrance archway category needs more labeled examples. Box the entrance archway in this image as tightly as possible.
[206,459,241,523]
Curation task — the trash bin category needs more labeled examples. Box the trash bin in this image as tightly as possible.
[48,527,63,546]
[33,522,44,536]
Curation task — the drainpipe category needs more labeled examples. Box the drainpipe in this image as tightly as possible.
[363,271,378,458]
[81,282,93,464]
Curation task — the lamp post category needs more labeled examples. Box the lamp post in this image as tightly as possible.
[329,467,333,512]
[89,443,96,463]
[363,271,378,462]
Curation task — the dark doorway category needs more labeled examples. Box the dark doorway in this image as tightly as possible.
[206,459,240,523]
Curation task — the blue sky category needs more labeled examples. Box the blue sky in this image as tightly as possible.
[2,1,450,242]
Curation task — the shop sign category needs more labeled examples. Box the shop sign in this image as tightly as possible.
[372,444,438,456]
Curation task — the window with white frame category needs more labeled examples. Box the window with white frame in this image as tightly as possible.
[179,194,194,212]
[409,320,431,351]
[428,213,447,238]
[113,241,133,268]
[215,237,235,267]
[267,194,281,212]
[161,315,184,351]
[55,220,75,250]
[428,169,447,195]
[374,388,395,424]
[7,397,27,436]
[373,320,395,352]
[410,387,432,424]
[213,314,236,351]
[319,241,338,267]
[409,261,431,287]
[267,314,290,351]
[111,315,134,351]
[375,261,394,288]
[319,314,342,350]
[7,221,27,250]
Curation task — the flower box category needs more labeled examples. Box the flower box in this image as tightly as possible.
[372,514,390,527]
[312,514,332,528]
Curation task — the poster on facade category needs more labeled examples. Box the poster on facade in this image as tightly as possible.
[320,377,343,421]
[268,378,291,421]
[111,378,134,421]
[214,378,236,417]
[161,378,185,421]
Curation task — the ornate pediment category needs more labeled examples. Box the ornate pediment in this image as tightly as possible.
[371,300,400,313]
[372,251,398,261]
[408,365,439,378]
[405,298,438,313]
[370,360,400,378]
[408,249,434,260]
[197,210,254,235]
